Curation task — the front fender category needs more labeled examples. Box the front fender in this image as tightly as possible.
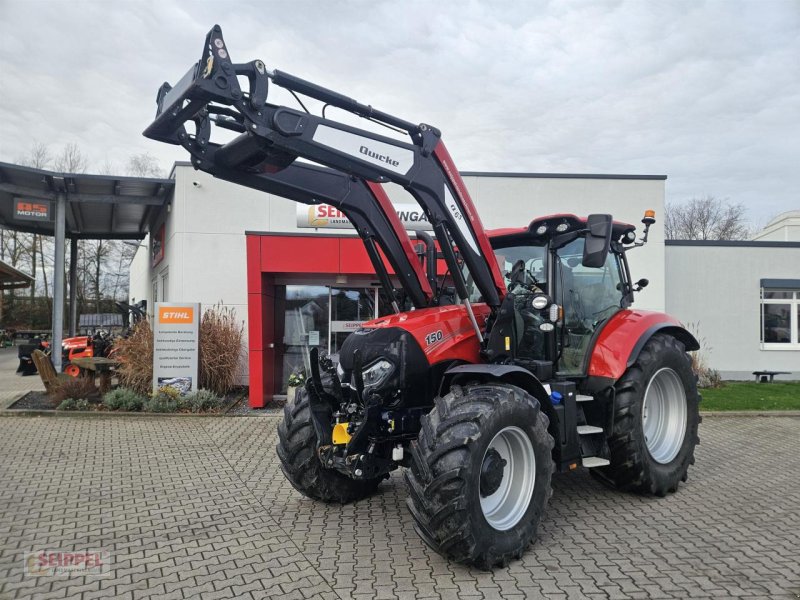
[587,309,699,381]
[440,363,551,410]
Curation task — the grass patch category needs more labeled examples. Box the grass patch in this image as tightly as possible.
[701,382,800,411]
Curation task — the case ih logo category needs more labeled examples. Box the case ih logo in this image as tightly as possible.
[14,200,51,221]
[158,307,194,324]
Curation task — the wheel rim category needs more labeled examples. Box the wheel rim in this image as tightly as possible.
[479,426,536,531]
[642,368,688,464]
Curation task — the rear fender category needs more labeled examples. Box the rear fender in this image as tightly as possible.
[587,310,699,384]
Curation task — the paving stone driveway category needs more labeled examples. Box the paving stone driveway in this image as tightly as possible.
[0,415,798,600]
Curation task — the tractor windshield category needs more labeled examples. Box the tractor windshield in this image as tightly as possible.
[462,244,547,303]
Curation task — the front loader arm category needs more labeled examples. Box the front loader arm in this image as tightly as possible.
[143,25,506,318]
[209,159,433,309]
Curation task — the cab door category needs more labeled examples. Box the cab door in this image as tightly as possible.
[554,238,625,374]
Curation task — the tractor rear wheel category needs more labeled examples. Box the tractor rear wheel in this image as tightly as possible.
[596,334,700,495]
[405,383,554,569]
[277,387,382,503]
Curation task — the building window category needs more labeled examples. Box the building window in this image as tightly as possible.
[160,269,169,302]
[761,280,800,348]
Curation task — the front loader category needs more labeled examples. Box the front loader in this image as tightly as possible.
[145,26,701,569]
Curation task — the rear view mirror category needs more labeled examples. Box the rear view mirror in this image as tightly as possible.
[582,214,613,268]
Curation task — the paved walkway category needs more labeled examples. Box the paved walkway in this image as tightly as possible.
[0,414,798,599]
[0,346,44,408]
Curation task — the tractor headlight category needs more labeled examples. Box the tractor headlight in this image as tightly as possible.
[531,294,550,310]
[336,361,345,381]
[362,359,394,390]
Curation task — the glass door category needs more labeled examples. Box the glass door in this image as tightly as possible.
[280,285,329,393]
[329,287,379,356]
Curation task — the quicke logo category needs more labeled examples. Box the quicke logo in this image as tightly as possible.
[359,145,399,167]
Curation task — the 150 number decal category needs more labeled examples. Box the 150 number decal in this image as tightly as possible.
[425,330,444,346]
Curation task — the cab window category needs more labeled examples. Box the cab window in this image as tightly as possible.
[556,237,623,374]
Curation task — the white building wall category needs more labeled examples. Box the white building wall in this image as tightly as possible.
[130,164,667,384]
[665,242,800,379]
[752,210,800,242]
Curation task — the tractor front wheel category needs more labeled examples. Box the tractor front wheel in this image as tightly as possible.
[596,333,700,496]
[405,383,554,569]
[277,387,382,503]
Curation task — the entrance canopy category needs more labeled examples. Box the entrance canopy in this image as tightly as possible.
[0,259,33,290]
[0,161,174,369]
[0,161,173,239]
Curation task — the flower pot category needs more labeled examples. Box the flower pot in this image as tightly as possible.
[287,386,297,403]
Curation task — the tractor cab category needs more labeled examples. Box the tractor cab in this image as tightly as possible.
[483,213,645,379]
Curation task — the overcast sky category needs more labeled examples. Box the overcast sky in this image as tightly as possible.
[0,0,797,227]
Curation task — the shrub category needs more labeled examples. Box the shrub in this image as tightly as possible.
[685,321,724,389]
[144,386,182,412]
[144,396,178,413]
[103,388,145,412]
[57,398,90,411]
[113,306,243,398]
[199,305,244,396]
[287,370,306,387]
[52,377,99,404]
[184,389,222,413]
[114,321,154,396]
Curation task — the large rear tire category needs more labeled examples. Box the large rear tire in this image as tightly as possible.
[405,384,554,569]
[277,387,382,503]
[596,333,700,496]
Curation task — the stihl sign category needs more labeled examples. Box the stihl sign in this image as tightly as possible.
[153,302,200,395]
[14,200,51,221]
[158,307,194,324]
[297,203,433,231]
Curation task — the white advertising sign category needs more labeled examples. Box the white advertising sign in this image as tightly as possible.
[153,302,200,395]
[330,320,366,333]
[297,203,434,231]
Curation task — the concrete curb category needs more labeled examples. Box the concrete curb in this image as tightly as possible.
[0,409,282,418]
[2,408,797,418]
[0,392,27,410]
[700,410,800,418]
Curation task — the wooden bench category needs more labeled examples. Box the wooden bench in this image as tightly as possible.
[70,357,120,394]
[31,350,73,393]
[752,370,792,383]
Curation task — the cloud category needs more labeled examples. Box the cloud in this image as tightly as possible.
[0,0,797,224]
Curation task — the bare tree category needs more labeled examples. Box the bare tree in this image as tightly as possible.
[17,141,51,169]
[664,196,750,240]
[126,152,164,178]
[96,158,117,175]
[53,142,88,173]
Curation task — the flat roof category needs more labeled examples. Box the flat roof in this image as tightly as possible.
[460,171,667,181]
[666,240,800,248]
[172,161,667,181]
[0,161,174,239]
[0,259,34,290]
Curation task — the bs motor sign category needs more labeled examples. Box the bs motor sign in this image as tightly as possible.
[153,303,200,394]
[14,200,51,221]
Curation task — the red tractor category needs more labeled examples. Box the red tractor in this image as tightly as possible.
[146,26,700,569]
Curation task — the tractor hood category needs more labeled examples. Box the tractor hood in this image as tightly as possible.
[337,305,490,408]
[62,336,90,349]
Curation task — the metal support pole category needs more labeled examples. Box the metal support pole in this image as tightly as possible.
[69,237,78,337]
[51,193,66,372]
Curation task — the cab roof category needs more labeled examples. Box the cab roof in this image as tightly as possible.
[487,213,636,246]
